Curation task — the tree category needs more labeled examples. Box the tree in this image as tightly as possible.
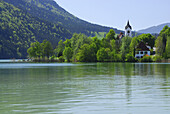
[155,36,164,56]
[27,41,41,58]
[92,36,101,51]
[165,36,170,58]
[97,48,108,62]
[71,34,92,61]
[130,37,138,56]
[56,40,64,57]
[125,53,137,62]
[76,44,96,62]
[42,40,53,58]
[105,29,116,41]
[101,38,110,49]
[63,47,73,62]
[110,39,116,51]
[160,25,170,37]
[136,34,155,48]
[63,39,71,48]
[120,36,132,61]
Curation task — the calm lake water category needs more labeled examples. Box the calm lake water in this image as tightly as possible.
[0,62,170,114]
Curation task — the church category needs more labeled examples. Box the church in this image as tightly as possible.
[125,20,132,37]
[121,21,151,58]
[118,20,132,39]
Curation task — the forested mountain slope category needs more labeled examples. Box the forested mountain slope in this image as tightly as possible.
[0,0,71,58]
[0,0,123,59]
[3,0,122,35]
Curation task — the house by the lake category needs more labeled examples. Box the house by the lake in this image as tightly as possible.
[135,42,151,59]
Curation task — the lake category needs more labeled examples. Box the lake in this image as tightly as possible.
[0,62,170,114]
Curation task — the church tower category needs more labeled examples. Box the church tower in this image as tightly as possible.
[125,20,132,37]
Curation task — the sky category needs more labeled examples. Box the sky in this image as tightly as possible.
[54,0,170,31]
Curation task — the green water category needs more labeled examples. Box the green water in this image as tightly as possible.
[0,62,170,114]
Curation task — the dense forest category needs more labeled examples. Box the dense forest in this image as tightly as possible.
[28,26,170,62]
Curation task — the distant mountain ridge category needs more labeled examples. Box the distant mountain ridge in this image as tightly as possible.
[138,23,170,34]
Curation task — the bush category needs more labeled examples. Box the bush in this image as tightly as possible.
[59,56,65,62]
[139,56,153,62]
[153,55,162,62]
[114,54,123,62]
[125,54,138,62]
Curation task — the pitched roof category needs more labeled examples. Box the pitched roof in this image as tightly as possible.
[118,32,124,39]
[136,42,150,51]
[125,20,132,29]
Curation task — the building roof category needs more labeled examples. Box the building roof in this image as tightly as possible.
[136,42,150,51]
[118,32,124,39]
[125,20,132,30]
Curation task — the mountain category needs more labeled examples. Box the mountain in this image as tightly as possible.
[0,0,123,59]
[138,23,170,34]
[3,0,122,36]
[0,0,71,58]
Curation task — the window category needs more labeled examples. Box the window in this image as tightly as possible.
[140,51,143,54]
[145,51,147,54]
[136,56,140,59]
[136,51,139,54]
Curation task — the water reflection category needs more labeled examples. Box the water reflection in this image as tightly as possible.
[0,63,170,113]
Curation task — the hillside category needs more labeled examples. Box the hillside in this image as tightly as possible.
[0,0,124,59]
[0,0,71,59]
[138,23,170,34]
[3,0,122,35]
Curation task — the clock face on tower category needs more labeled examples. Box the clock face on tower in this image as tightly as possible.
[127,30,130,34]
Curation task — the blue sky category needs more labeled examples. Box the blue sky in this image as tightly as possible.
[55,0,170,31]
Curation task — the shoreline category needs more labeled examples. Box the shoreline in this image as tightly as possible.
[0,59,170,63]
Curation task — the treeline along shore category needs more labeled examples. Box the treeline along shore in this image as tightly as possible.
[27,25,170,63]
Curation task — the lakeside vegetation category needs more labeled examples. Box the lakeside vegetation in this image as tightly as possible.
[27,25,170,63]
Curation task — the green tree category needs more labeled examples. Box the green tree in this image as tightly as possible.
[27,41,41,58]
[71,34,92,61]
[158,25,170,57]
[97,48,108,62]
[130,37,138,56]
[76,44,96,62]
[56,40,64,57]
[92,36,101,51]
[155,36,164,56]
[125,53,137,62]
[120,36,132,61]
[105,29,116,41]
[137,34,155,48]
[110,39,116,51]
[63,47,73,62]
[165,36,170,58]
[42,40,53,58]
[63,39,71,48]
[101,38,110,48]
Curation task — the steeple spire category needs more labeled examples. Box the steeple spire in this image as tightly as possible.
[125,20,132,29]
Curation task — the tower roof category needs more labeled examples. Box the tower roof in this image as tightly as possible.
[125,20,132,29]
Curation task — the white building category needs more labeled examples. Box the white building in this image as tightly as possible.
[125,20,132,37]
[135,42,151,59]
